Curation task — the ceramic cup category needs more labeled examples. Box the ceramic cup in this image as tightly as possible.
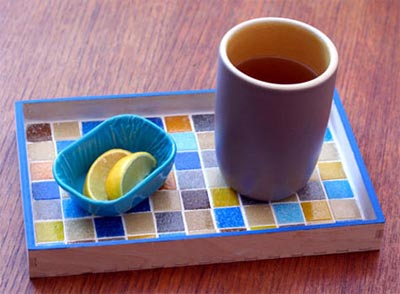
[215,17,338,201]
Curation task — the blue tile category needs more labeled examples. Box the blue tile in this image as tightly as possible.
[158,232,186,239]
[214,207,245,229]
[324,128,333,142]
[155,212,185,233]
[82,121,103,135]
[273,203,304,224]
[175,152,201,170]
[62,198,91,218]
[170,132,198,151]
[126,198,151,213]
[56,140,75,153]
[146,117,164,129]
[94,216,125,238]
[176,170,206,189]
[31,181,60,200]
[201,150,218,168]
[323,180,354,199]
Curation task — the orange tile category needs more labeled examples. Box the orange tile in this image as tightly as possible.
[30,161,54,181]
[165,116,192,132]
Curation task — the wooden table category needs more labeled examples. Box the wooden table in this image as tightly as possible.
[1,0,398,293]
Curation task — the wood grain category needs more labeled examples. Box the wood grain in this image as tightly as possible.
[1,0,399,293]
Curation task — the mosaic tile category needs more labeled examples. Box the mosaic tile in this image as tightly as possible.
[33,200,62,220]
[94,217,125,238]
[324,128,333,142]
[184,210,215,233]
[319,142,340,161]
[175,152,201,170]
[159,172,177,190]
[196,132,215,150]
[30,161,54,181]
[297,181,326,201]
[82,120,103,135]
[165,115,192,132]
[126,198,151,213]
[272,203,305,225]
[56,140,75,153]
[181,189,210,210]
[220,228,247,233]
[170,132,198,151]
[323,180,354,199]
[26,123,52,142]
[250,225,277,230]
[124,213,156,235]
[211,188,239,207]
[330,199,362,220]
[35,221,64,243]
[192,114,215,131]
[214,207,245,229]
[240,194,268,205]
[128,234,157,240]
[318,162,347,180]
[271,193,299,203]
[158,232,186,238]
[53,122,81,140]
[301,201,333,222]
[64,219,95,241]
[201,150,218,168]
[27,141,56,161]
[176,170,206,190]
[146,117,164,129]
[244,205,275,227]
[155,212,185,233]
[62,198,92,218]
[204,167,228,188]
[31,181,60,200]
[151,190,182,211]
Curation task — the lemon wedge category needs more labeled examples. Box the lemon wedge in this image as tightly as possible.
[105,152,157,200]
[83,149,131,200]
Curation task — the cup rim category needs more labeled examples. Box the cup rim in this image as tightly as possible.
[219,17,339,91]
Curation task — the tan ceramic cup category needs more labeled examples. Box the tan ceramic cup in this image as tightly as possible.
[215,17,338,201]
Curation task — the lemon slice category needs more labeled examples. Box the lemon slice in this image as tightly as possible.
[105,152,157,200]
[83,149,131,200]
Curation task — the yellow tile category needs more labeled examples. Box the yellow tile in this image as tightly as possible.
[301,201,333,222]
[35,221,64,243]
[165,115,192,132]
[244,205,275,226]
[250,225,277,230]
[151,190,181,211]
[330,199,362,220]
[211,188,239,207]
[53,122,81,140]
[318,162,347,180]
[124,213,156,235]
[196,132,215,150]
[30,161,54,181]
[128,234,157,240]
[27,142,56,161]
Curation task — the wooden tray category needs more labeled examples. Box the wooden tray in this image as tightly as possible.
[15,89,385,277]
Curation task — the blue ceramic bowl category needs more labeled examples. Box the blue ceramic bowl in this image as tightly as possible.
[53,114,176,216]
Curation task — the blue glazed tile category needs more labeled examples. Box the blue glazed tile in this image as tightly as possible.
[158,232,186,239]
[170,132,198,151]
[273,203,304,224]
[155,212,185,233]
[175,152,201,170]
[181,189,210,210]
[31,181,60,200]
[94,216,125,238]
[82,121,103,135]
[214,207,245,229]
[201,150,218,168]
[62,198,91,218]
[33,199,62,220]
[176,170,206,190]
[192,114,215,132]
[146,117,164,129]
[126,198,151,213]
[324,128,333,142]
[323,180,354,199]
[56,140,75,153]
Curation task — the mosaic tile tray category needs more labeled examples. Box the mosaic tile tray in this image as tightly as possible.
[15,89,385,277]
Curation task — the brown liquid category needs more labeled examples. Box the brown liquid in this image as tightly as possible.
[236,56,318,84]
